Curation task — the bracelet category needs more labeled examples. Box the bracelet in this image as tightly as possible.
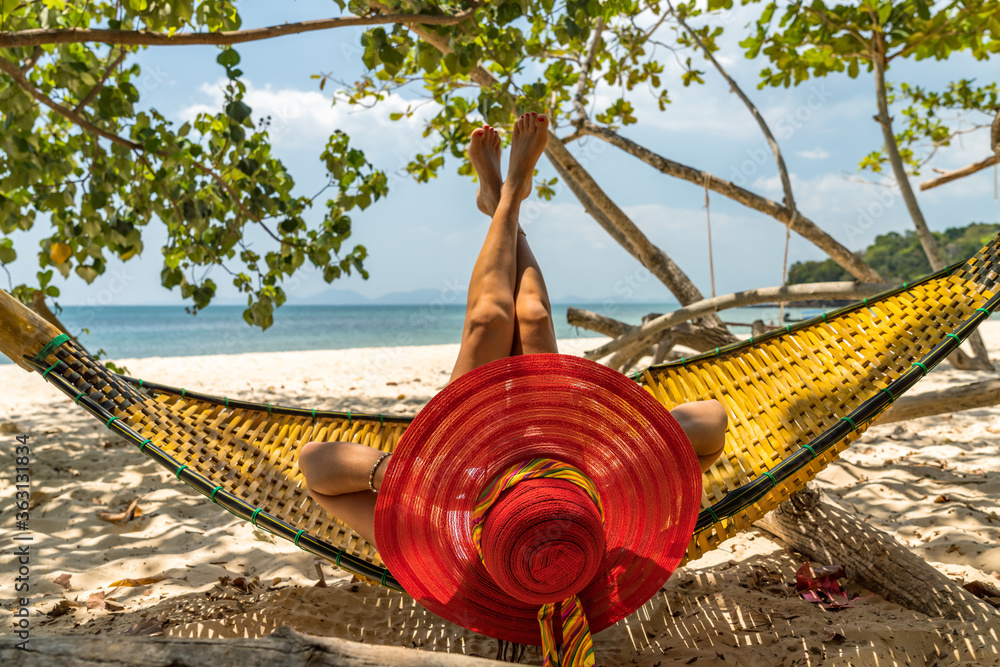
[368,452,391,493]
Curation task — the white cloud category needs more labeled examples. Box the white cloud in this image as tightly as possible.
[796,148,830,160]
[178,78,441,164]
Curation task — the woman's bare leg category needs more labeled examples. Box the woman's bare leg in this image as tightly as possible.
[511,232,558,355]
[450,114,550,382]
[467,133,557,357]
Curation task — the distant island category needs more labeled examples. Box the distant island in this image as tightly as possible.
[790,222,1000,285]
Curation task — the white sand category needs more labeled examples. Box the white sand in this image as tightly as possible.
[2,329,1000,665]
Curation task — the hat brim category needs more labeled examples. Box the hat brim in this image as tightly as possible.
[375,354,701,644]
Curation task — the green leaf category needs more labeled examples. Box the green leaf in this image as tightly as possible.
[217,48,241,69]
[225,100,252,124]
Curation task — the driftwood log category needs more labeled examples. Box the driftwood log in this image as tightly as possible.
[572,281,893,364]
[879,379,1000,424]
[756,485,998,623]
[0,626,501,667]
[567,307,736,372]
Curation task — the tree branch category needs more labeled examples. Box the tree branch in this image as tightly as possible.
[73,47,127,114]
[18,44,42,72]
[0,9,478,49]
[0,53,299,248]
[577,120,884,283]
[572,18,604,123]
[0,51,140,151]
[668,0,796,213]
[582,280,894,361]
[919,154,1000,191]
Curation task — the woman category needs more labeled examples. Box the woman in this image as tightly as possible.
[298,113,727,547]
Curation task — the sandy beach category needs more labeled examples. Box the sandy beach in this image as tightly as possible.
[2,328,1000,665]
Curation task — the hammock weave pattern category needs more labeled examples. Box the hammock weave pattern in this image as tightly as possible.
[2,233,999,592]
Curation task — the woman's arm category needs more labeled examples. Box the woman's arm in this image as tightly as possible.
[298,441,391,496]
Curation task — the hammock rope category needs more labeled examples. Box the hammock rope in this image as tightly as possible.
[2,233,998,589]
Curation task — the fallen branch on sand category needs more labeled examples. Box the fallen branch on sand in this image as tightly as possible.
[0,626,499,667]
[756,485,998,623]
[878,379,1000,424]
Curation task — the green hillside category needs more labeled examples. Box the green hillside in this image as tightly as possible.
[789,223,1000,284]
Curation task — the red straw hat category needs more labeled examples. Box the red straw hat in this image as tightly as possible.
[375,354,701,661]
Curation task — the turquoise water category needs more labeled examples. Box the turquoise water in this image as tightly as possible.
[4,302,805,363]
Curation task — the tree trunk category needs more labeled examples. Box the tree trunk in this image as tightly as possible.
[756,485,998,623]
[872,44,943,270]
[879,379,1000,424]
[28,289,74,338]
[871,39,992,372]
[577,121,884,284]
[0,626,501,667]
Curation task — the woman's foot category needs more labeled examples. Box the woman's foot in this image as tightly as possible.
[468,125,503,216]
[504,112,548,203]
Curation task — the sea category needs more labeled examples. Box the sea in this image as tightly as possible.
[2,302,809,364]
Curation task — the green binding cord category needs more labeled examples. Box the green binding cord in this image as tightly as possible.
[294,529,305,547]
[840,416,857,430]
[34,333,71,363]
[705,505,720,523]
[73,391,85,404]
[347,410,352,425]
[714,347,720,356]
[250,508,262,527]
[138,379,143,388]
[977,308,991,315]
[785,325,791,334]
[311,408,317,422]
[822,313,827,322]
[267,403,272,416]
[181,388,186,398]
[139,439,151,453]
[801,443,817,459]
[880,387,895,402]
[763,471,777,488]
[945,333,962,344]
[379,414,384,426]
[380,570,388,586]
[210,486,224,503]
[41,360,61,378]
[335,550,343,567]
[175,464,188,479]
[680,357,686,366]
[903,282,908,288]
[105,416,118,429]
[225,397,229,408]
[912,361,929,375]
[863,298,868,307]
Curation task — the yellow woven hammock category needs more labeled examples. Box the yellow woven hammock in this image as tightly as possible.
[2,234,999,591]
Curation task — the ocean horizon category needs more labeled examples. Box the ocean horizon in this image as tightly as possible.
[4,302,808,364]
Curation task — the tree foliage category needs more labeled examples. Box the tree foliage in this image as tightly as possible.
[742,0,1000,175]
[0,1,387,328]
[789,223,1000,285]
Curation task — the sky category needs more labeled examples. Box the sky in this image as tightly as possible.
[5,1,999,308]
